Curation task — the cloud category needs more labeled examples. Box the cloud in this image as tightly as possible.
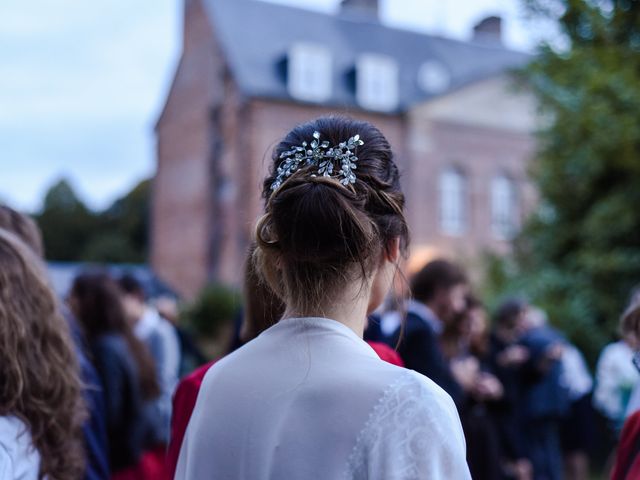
[0,0,180,211]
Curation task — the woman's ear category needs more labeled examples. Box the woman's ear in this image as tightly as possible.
[384,237,401,264]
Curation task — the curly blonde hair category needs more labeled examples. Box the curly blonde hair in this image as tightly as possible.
[0,228,86,479]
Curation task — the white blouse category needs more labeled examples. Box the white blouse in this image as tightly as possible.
[0,416,40,480]
[594,340,639,423]
[176,317,470,479]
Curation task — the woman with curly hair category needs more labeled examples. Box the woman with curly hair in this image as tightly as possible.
[0,228,86,479]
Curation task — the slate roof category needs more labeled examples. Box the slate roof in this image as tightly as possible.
[203,0,530,112]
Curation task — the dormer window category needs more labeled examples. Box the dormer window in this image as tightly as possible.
[356,54,399,112]
[287,43,332,102]
[418,61,451,94]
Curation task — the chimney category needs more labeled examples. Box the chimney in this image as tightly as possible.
[472,15,502,46]
[340,0,379,21]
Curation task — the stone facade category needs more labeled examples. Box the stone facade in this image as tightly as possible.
[405,75,538,262]
[153,0,538,298]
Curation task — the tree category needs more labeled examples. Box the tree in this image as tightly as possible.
[89,179,151,263]
[35,178,151,264]
[501,0,640,361]
[35,179,98,261]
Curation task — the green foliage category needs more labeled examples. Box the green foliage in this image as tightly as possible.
[81,232,140,263]
[35,179,99,261]
[183,283,242,339]
[485,0,640,364]
[99,179,150,261]
[34,178,150,263]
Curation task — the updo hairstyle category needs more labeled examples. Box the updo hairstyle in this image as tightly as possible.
[254,116,409,313]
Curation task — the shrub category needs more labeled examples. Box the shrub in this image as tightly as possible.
[183,283,241,339]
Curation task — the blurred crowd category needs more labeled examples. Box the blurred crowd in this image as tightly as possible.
[365,260,640,480]
[366,260,593,480]
[2,202,640,480]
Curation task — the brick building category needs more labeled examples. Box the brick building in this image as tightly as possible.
[153,0,538,298]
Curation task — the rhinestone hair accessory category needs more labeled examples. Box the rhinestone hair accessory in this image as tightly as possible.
[270,131,365,191]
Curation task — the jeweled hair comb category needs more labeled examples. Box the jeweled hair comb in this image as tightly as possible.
[270,131,365,191]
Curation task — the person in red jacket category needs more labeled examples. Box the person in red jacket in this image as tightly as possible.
[165,245,403,479]
[613,410,640,480]
[611,297,640,480]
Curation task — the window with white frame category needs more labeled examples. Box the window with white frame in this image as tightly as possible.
[287,43,332,102]
[418,61,451,94]
[439,167,466,236]
[491,174,519,238]
[356,54,399,112]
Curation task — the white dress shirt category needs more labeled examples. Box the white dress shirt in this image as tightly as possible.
[176,317,470,479]
[594,340,639,424]
[135,306,181,443]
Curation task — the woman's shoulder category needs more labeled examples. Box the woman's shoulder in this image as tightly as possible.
[0,416,41,479]
[353,350,455,405]
[347,369,469,479]
[601,340,631,358]
[350,364,460,437]
[380,369,458,419]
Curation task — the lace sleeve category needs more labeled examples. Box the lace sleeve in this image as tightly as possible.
[346,370,470,480]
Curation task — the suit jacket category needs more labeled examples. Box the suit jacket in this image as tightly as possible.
[91,334,149,473]
[391,303,463,407]
[518,326,570,420]
[612,410,640,480]
[65,309,110,480]
[487,333,527,461]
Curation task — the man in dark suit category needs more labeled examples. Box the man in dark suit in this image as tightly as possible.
[518,307,569,480]
[392,259,471,407]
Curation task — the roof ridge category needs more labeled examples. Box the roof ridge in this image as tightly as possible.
[201,0,531,110]
[239,0,527,54]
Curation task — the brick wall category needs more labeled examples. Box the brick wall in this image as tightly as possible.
[153,3,538,298]
[152,0,226,299]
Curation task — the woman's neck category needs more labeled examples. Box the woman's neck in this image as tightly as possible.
[284,292,370,338]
